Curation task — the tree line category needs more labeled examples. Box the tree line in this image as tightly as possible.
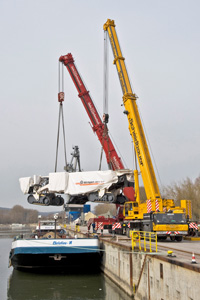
[0,205,66,225]
[0,205,38,224]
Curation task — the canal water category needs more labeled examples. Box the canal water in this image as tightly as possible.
[0,236,132,300]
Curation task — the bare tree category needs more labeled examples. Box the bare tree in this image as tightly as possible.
[94,204,116,216]
[163,176,200,220]
[139,186,147,202]
[11,205,25,223]
[0,205,38,224]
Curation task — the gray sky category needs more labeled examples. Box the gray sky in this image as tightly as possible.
[0,0,199,211]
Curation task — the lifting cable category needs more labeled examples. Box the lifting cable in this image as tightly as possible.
[99,30,112,170]
[103,30,109,121]
[55,62,67,172]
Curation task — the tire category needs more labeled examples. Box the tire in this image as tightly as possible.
[158,236,167,241]
[43,197,50,206]
[175,236,182,242]
[126,228,130,237]
[27,195,35,204]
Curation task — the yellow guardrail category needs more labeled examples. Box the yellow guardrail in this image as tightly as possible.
[130,230,157,252]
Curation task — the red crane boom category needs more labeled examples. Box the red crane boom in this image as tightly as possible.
[59,53,124,171]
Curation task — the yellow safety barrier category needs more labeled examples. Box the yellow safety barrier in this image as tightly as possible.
[130,231,157,252]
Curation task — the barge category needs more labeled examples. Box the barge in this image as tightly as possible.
[9,218,101,272]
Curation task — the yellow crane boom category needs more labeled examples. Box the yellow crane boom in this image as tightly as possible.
[103,19,162,208]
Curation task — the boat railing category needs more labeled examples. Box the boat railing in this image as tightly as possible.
[13,228,69,240]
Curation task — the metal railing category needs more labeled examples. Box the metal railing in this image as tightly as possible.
[130,231,157,252]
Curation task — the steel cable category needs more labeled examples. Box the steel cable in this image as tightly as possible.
[55,104,62,172]
[55,61,68,172]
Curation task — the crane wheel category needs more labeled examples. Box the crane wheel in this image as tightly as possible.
[175,236,182,242]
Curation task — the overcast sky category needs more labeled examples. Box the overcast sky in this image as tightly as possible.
[0,0,199,211]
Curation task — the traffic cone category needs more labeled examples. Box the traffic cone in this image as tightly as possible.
[191,253,197,264]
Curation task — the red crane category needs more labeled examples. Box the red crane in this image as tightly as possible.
[59,53,124,171]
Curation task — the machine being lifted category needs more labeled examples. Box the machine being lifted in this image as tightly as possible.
[103,19,190,241]
[19,169,134,206]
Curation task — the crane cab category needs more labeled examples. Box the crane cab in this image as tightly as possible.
[123,201,139,219]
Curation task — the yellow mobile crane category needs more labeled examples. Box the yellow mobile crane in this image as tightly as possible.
[104,19,190,241]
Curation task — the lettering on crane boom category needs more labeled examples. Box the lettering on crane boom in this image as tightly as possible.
[71,66,82,87]
[113,156,121,170]
[88,103,101,125]
[118,71,126,94]
[129,119,144,166]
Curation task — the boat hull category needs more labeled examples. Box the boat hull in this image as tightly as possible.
[10,238,101,272]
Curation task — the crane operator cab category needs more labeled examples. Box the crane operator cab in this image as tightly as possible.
[124,201,139,218]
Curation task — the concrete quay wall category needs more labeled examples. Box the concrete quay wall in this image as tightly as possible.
[66,227,200,300]
[100,238,200,300]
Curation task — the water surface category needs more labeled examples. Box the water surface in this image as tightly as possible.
[0,236,132,300]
